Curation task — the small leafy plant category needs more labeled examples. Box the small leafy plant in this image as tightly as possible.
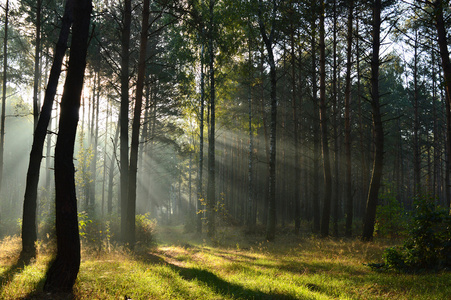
[375,182,407,238]
[371,195,451,272]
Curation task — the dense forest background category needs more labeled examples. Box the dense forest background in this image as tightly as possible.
[0,0,450,247]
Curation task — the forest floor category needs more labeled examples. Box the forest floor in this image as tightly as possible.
[0,225,450,299]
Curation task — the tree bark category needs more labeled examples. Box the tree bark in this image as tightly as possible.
[433,0,451,210]
[197,43,205,234]
[127,0,150,248]
[120,0,131,242]
[207,0,216,238]
[0,0,8,193]
[258,0,278,241]
[21,0,74,258]
[362,0,383,241]
[319,0,332,238]
[43,0,91,292]
[413,30,421,196]
[290,20,300,234]
[344,0,354,237]
[311,12,321,233]
[246,39,254,230]
[108,122,120,215]
[33,0,42,130]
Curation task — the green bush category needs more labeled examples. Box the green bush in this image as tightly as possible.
[375,183,407,238]
[374,196,451,272]
[135,213,157,246]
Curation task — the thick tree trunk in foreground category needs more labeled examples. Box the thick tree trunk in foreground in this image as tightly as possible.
[43,0,91,292]
[21,0,74,258]
[127,0,150,248]
[362,0,383,241]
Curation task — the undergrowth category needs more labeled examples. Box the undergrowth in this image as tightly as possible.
[0,225,450,299]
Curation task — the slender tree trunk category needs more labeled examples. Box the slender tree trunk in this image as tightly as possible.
[362,0,383,241]
[291,23,301,234]
[197,44,205,234]
[120,0,131,242]
[344,0,354,237]
[356,13,368,220]
[0,0,9,193]
[108,123,120,215]
[246,37,254,230]
[413,30,421,196]
[258,0,277,241]
[101,101,109,215]
[319,0,332,238]
[33,0,42,130]
[43,0,91,291]
[127,0,149,247]
[332,0,340,237]
[21,0,74,258]
[311,14,321,233]
[207,0,216,238]
[89,67,100,211]
[433,0,451,210]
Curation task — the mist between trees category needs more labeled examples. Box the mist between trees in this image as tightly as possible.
[0,0,450,289]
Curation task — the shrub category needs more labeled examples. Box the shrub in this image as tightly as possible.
[373,195,451,272]
[135,213,157,246]
[375,183,407,238]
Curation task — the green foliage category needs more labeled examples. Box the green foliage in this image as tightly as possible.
[135,213,157,246]
[77,213,157,252]
[375,183,407,238]
[78,212,113,253]
[373,195,451,272]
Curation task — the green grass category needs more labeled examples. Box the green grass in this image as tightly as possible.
[0,227,450,299]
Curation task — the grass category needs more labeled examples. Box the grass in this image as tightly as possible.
[0,226,450,299]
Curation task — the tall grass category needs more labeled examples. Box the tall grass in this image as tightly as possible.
[0,227,449,299]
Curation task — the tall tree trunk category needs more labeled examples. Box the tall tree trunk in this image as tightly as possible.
[332,0,340,237]
[413,30,421,196]
[89,67,101,211]
[311,13,321,233]
[344,0,354,237]
[21,0,74,258]
[433,0,451,210]
[291,22,301,234]
[108,122,120,215]
[43,0,91,292]
[101,101,109,215]
[207,0,216,238]
[127,0,149,248]
[362,0,383,241]
[33,0,42,130]
[319,0,332,238]
[0,0,8,193]
[197,43,205,234]
[120,0,131,242]
[246,37,254,230]
[258,0,277,241]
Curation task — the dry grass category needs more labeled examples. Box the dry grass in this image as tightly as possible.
[0,227,449,299]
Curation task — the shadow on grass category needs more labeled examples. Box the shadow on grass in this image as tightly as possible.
[0,251,74,300]
[134,250,297,299]
[169,262,297,300]
[0,253,33,294]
